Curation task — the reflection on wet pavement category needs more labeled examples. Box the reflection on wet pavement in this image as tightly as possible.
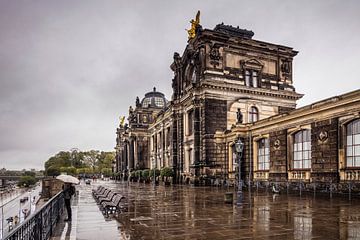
[53,181,360,240]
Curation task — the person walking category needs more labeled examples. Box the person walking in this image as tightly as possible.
[63,183,75,221]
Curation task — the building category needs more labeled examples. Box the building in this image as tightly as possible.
[115,16,360,192]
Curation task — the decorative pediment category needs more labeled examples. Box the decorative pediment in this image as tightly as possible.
[240,58,264,71]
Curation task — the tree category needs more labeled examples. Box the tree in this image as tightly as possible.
[18,175,37,187]
[101,168,112,177]
[46,165,61,176]
[22,171,36,177]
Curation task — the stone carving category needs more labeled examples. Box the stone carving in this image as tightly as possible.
[209,44,221,67]
[318,130,329,142]
[274,139,281,149]
[129,106,137,123]
[136,97,140,107]
[281,59,291,75]
[236,108,243,124]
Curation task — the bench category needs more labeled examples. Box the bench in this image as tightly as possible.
[101,194,126,215]
[93,189,111,201]
[92,186,105,196]
[97,191,117,204]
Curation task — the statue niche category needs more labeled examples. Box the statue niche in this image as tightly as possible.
[236,108,243,124]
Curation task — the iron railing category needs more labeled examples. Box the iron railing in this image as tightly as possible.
[3,191,64,240]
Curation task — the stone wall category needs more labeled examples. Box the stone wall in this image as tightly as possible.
[269,129,288,181]
[311,118,339,182]
[202,99,227,166]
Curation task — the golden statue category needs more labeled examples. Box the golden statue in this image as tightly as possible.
[187,11,200,40]
[119,116,125,127]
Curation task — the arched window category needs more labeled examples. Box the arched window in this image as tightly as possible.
[249,106,259,123]
[258,138,270,170]
[293,129,311,169]
[346,119,360,167]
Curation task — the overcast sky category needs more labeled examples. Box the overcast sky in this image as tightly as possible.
[0,0,359,170]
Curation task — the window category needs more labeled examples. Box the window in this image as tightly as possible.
[346,119,360,167]
[245,69,259,87]
[293,130,311,169]
[249,106,259,123]
[187,110,194,135]
[142,98,151,107]
[154,97,164,107]
[258,138,270,170]
[166,127,171,147]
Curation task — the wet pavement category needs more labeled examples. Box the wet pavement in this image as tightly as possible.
[53,180,360,240]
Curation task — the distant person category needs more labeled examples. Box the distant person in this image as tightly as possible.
[63,183,75,221]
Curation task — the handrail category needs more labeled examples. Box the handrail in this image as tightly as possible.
[3,190,65,240]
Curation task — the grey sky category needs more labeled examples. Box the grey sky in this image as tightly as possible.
[0,0,359,170]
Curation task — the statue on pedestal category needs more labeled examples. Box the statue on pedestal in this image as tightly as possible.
[236,108,243,124]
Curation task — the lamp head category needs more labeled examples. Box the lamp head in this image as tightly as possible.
[235,138,244,153]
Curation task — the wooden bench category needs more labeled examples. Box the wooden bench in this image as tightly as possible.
[92,186,105,196]
[97,191,117,204]
[101,194,126,215]
[93,188,111,201]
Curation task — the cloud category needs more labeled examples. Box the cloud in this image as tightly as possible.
[0,0,359,169]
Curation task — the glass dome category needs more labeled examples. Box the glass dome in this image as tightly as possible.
[141,87,168,108]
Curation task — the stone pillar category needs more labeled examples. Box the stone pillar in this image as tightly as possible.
[193,99,201,176]
[311,118,339,183]
[269,129,288,182]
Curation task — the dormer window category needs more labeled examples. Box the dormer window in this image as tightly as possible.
[245,69,259,87]
[249,106,259,123]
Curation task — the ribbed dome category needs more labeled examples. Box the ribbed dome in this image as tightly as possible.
[141,87,168,108]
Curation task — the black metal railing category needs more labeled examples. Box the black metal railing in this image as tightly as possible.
[4,191,64,240]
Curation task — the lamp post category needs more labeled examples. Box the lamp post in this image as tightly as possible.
[235,137,244,205]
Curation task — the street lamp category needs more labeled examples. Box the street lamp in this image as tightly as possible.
[235,137,244,205]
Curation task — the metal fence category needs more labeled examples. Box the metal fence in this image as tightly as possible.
[3,191,64,240]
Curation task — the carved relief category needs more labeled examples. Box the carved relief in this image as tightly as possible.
[209,44,221,68]
[318,130,329,143]
[281,59,292,79]
[274,139,281,149]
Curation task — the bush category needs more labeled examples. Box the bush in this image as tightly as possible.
[149,169,160,178]
[18,176,37,187]
[160,167,174,178]
[142,169,150,178]
[101,168,112,177]
[135,170,142,178]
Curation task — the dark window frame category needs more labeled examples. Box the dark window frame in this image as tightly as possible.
[293,129,311,170]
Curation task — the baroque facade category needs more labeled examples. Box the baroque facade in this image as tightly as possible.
[115,20,360,192]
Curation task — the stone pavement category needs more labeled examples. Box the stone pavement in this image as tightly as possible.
[52,180,360,240]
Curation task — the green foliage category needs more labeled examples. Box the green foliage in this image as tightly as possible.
[130,171,136,177]
[135,170,142,178]
[160,167,174,178]
[22,171,36,177]
[59,166,77,175]
[18,175,37,187]
[142,169,150,179]
[101,168,112,177]
[46,165,61,176]
[150,169,160,177]
[44,149,115,176]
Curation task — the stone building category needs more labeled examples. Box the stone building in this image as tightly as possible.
[115,18,360,192]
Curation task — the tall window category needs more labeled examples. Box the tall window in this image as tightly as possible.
[166,127,171,147]
[245,70,259,87]
[258,138,270,170]
[249,106,259,123]
[187,110,194,135]
[293,130,311,169]
[346,119,360,167]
